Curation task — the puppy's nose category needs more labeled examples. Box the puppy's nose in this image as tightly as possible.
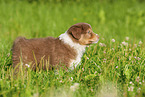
[96,34,99,39]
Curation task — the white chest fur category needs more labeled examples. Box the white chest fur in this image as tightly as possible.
[59,32,86,69]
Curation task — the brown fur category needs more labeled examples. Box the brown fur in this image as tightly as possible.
[12,37,76,70]
[12,23,99,71]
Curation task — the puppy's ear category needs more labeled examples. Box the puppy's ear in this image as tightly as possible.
[68,26,82,40]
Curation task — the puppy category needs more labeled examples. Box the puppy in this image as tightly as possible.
[12,23,99,71]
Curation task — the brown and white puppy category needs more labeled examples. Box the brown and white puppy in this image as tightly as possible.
[12,23,99,71]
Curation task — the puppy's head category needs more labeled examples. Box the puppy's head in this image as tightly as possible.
[67,23,99,45]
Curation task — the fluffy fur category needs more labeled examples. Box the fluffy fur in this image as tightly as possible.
[12,23,99,72]
[59,32,86,69]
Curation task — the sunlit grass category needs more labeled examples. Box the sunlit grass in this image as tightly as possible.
[0,0,145,97]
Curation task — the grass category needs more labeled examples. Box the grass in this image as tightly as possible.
[0,0,145,97]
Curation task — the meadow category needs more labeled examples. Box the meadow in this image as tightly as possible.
[0,0,145,97]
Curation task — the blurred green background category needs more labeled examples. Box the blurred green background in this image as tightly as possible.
[0,0,145,97]
[0,0,145,44]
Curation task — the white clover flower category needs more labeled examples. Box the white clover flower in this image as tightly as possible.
[70,83,79,91]
[128,87,130,91]
[134,44,137,48]
[94,71,97,74]
[82,68,84,71]
[70,86,75,91]
[33,93,39,97]
[99,43,106,47]
[136,76,140,82]
[103,43,106,47]
[104,58,107,61]
[130,86,134,91]
[125,53,127,56]
[129,81,132,84]
[139,82,142,84]
[87,57,89,60]
[116,66,118,68]
[122,41,128,46]
[74,83,79,87]
[25,64,30,68]
[138,88,141,90]
[126,43,128,46]
[99,43,103,46]
[137,88,141,93]
[7,53,10,57]
[91,88,93,92]
[111,39,115,42]
[129,56,131,60]
[59,80,63,83]
[126,37,129,41]
[102,38,105,40]
[122,41,126,45]
[139,41,142,45]
[129,48,131,51]
[104,51,106,54]
[137,57,141,60]
[103,58,107,63]
[70,77,73,81]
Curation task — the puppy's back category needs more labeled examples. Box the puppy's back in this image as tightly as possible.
[12,36,77,71]
[12,37,54,70]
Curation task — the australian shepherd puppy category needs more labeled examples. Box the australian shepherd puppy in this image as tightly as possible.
[12,23,99,71]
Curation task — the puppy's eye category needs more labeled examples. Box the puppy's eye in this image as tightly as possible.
[88,31,90,34]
